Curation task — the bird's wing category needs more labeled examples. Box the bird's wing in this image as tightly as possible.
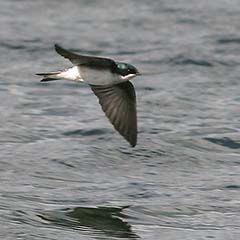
[90,81,137,147]
[54,44,116,70]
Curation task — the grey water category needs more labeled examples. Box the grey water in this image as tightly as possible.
[0,0,240,239]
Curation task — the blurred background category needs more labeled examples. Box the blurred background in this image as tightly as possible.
[0,0,240,239]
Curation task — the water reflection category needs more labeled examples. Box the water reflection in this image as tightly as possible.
[38,206,139,239]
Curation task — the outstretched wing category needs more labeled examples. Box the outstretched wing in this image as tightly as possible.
[90,81,137,147]
[54,44,116,70]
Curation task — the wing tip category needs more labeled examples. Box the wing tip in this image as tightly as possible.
[130,142,137,147]
[129,134,137,147]
[54,43,64,55]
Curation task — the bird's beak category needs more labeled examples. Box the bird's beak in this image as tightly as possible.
[136,72,141,76]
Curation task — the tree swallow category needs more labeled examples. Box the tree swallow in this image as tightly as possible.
[36,44,141,147]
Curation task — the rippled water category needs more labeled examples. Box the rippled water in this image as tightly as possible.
[0,0,240,239]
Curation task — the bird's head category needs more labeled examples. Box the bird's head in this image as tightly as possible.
[116,62,141,81]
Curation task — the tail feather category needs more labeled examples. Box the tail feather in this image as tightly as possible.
[36,71,61,82]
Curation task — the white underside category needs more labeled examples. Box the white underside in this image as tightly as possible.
[56,66,135,85]
[57,66,83,81]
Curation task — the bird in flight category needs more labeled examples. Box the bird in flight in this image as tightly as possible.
[37,44,141,147]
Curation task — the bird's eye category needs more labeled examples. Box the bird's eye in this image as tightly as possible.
[117,63,127,69]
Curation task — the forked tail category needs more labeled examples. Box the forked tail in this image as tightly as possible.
[36,71,62,82]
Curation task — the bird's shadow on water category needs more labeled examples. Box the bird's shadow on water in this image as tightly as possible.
[37,205,140,239]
